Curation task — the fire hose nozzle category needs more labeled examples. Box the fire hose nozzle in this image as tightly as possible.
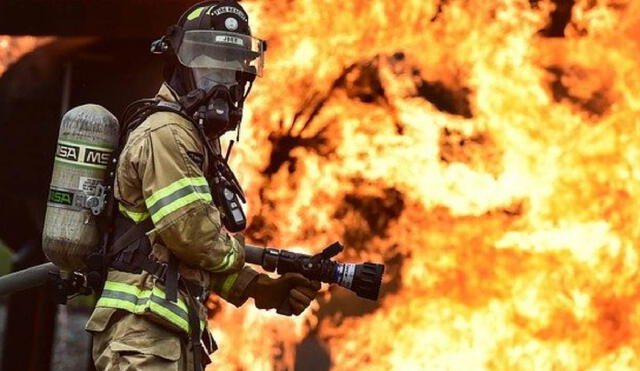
[244,242,385,301]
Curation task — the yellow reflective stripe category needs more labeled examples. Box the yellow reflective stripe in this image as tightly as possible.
[210,249,234,272]
[220,272,239,298]
[146,177,208,208]
[148,301,189,332]
[97,297,189,333]
[103,280,141,296]
[150,286,190,314]
[102,281,190,314]
[118,203,149,223]
[145,177,211,224]
[104,281,138,296]
[98,281,191,333]
[151,192,212,224]
[209,239,239,272]
[97,296,145,314]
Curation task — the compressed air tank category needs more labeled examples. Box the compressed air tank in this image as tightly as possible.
[43,104,119,272]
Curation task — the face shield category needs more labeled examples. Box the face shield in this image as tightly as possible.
[176,30,265,78]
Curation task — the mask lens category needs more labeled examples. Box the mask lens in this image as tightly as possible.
[192,68,237,91]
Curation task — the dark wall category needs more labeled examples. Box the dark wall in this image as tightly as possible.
[0,0,197,37]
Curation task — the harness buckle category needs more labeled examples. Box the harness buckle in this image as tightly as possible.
[151,262,169,281]
[195,286,210,303]
[182,279,209,303]
[84,184,108,215]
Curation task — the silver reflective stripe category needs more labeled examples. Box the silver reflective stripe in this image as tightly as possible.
[146,184,211,216]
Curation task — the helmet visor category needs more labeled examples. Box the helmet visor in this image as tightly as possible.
[177,30,264,76]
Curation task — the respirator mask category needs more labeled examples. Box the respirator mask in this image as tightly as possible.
[173,29,264,138]
[189,66,246,137]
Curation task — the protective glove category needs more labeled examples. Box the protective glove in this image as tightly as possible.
[246,272,321,315]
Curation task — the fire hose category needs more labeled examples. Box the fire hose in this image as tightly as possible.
[0,242,384,301]
[0,261,58,296]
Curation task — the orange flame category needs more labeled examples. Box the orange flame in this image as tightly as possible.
[0,35,50,76]
[211,0,640,370]
[3,0,640,369]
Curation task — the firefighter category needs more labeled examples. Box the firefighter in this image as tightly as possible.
[85,1,321,370]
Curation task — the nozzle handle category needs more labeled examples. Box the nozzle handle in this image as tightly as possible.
[315,241,343,261]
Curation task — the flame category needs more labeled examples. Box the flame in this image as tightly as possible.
[3,0,640,369]
[212,0,640,370]
[0,35,50,76]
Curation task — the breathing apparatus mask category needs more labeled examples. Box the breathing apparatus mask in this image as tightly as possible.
[151,0,266,138]
[190,67,240,136]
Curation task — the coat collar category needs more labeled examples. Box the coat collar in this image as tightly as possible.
[156,83,180,103]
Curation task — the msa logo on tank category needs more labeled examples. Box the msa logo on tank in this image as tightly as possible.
[85,149,111,166]
[56,140,112,169]
[57,143,80,161]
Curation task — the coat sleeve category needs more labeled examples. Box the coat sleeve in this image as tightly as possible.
[208,233,260,306]
[135,122,244,273]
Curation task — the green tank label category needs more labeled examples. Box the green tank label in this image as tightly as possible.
[48,189,74,206]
